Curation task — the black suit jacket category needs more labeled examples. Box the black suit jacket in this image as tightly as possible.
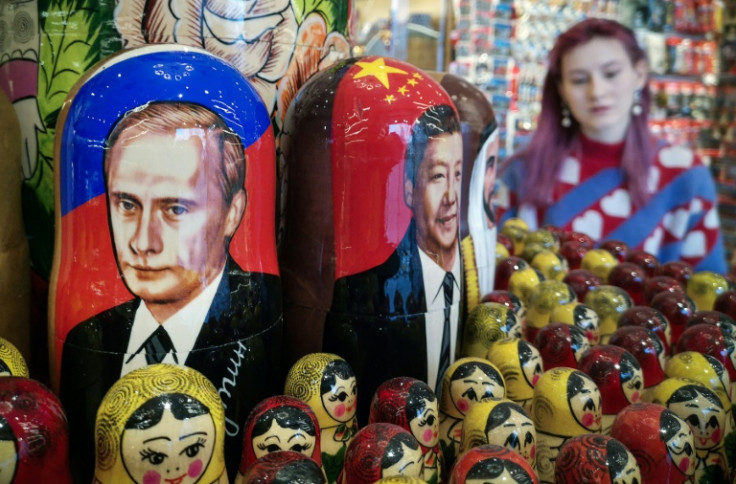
[60,258,282,482]
[324,221,430,424]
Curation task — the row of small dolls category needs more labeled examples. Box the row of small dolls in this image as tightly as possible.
[1,327,735,484]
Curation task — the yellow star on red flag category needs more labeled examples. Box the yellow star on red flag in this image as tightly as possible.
[353,58,408,89]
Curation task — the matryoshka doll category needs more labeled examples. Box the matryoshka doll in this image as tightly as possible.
[460,398,536,468]
[500,219,530,257]
[461,302,522,358]
[0,338,28,377]
[675,323,736,399]
[448,443,538,484]
[649,290,696,349]
[284,353,358,483]
[280,56,464,423]
[687,271,730,311]
[374,477,429,484]
[485,338,543,413]
[239,451,326,484]
[531,251,569,283]
[609,326,666,391]
[532,367,602,483]
[611,402,696,484]
[341,423,424,484]
[369,377,442,484]
[236,395,321,480]
[562,269,603,302]
[584,285,634,343]
[534,323,590,371]
[0,377,72,483]
[580,248,619,281]
[93,364,226,484]
[524,280,577,343]
[617,306,672,356]
[482,290,527,330]
[577,345,644,434]
[438,357,506,470]
[549,302,601,345]
[646,378,729,482]
[554,434,641,484]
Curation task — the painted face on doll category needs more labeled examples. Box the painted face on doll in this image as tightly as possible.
[489,407,536,463]
[662,412,695,476]
[502,311,523,340]
[621,358,644,404]
[611,450,641,484]
[464,457,535,484]
[321,374,358,423]
[519,342,543,388]
[450,366,505,415]
[574,305,601,345]
[667,386,724,450]
[568,373,602,431]
[0,416,17,484]
[558,37,647,143]
[408,398,439,448]
[252,418,317,458]
[380,438,424,478]
[121,408,215,484]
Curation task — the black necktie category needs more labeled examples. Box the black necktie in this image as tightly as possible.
[142,325,178,365]
[436,272,454,395]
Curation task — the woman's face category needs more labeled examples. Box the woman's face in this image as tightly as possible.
[621,367,644,404]
[321,375,358,423]
[251,418,316,458]
[121,408,215,484]
[381,442,424,478]
[0,439,16,484]
[611,451,641,484]
[520,350,543,389]
[669,393,724,450]
[558,37,646,143]
[575,306,600,345]
[450,367,505,415]
[408,398,439,448]
[488,408,536,464]
[664,419,695,476]
[569,379,602,431]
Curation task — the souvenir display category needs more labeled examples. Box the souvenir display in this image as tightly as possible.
[93,364,226,484]
[51,46,283,481]
[461,302,522,358]
[237,395,322,480]
[460,398,536,468]
[0,376,72,483]
[0,338,29,377]
[577,345,644,434]
[284,353,358,484]
[524,281,577,342]
[645,377,729,482]
[0,0,350,295]
[554,434,641,483]
[428,71,499,317]
[687,271,730,311]
[531,368,602,483]
[611,403,696,484]
[341,423,424,484]
[0,90,30,364]
[649,291,697,348]
[236,451,326,484]
[485,338,543,413]
[617,306,672,355]
[280,56,463,422]
[448,444,538,484]
[562,269,603,302]
[609,326,667,390]
[584,285,634,343]
[549,302,601,345]
[369,377,442,484]
[438,357,506,470]
[607,262,648,305]
[534,323,590,371]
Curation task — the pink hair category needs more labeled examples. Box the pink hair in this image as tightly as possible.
[501,18,655,208]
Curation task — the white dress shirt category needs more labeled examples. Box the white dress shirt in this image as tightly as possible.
[121,267,226,377]
[418,246,461,393]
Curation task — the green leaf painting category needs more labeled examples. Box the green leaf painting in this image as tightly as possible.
[294,0,350,34]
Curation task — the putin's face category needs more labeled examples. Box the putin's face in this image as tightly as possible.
[405,132,462,269]
[106,128,244,319]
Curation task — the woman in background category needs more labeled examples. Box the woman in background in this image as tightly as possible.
[495,18,727,273]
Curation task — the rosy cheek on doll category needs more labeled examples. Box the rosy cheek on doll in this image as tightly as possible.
[711,428,721,443]
[532,375,540,386]
[423,428,433,443]
[188,459,204,478]
[457,399,469,413]
[143,471,161,484]
[530,445,536,459]
[334,404,346,418]
[582,413,594,428]
[679,457,690,472]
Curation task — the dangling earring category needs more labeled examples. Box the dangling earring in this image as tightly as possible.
[631,90,643,116]
[561,105,572,128]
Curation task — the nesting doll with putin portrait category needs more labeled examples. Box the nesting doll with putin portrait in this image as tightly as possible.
[50,45,283,482]
[279,56,465,421]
